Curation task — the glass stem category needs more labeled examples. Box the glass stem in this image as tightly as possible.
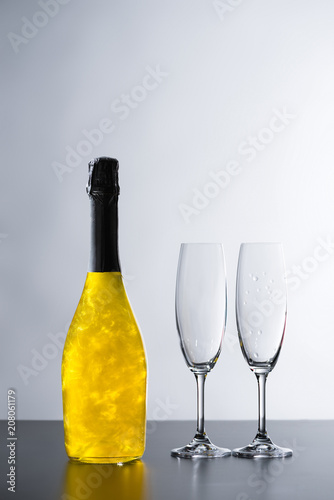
[194,373,207,440]
[256,372,268,439]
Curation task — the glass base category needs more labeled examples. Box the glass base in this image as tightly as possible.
[232,435,292,459]
[171,435,231,459]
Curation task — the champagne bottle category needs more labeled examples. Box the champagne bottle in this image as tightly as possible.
[61,157,147,464]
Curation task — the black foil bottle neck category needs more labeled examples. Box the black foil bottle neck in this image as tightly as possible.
[88,193,121,273]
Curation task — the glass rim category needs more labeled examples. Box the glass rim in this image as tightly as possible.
[240,242,283,246]
[180,242,224,246]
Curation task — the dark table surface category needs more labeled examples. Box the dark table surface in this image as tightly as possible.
[1,420,333,500]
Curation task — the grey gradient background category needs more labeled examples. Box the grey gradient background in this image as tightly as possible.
[1,0,334,421]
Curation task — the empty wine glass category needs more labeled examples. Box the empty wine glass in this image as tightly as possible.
[232,243,292,458]
[171,243,231,459]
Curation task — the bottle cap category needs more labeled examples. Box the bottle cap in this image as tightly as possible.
[86,157,120,196]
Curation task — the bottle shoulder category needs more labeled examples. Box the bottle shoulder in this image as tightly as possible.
[80,271,131,308]
[64,272,144,344]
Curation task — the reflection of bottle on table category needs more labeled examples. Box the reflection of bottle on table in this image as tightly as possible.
[61,460,148,500]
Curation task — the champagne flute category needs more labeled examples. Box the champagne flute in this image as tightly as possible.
[232,243,292,458]
[171,243,231,458]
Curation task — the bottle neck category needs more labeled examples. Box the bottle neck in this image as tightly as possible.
[88,194,121,273]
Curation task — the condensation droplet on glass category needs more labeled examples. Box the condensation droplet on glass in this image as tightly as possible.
[263,271,267,276]
[256,288,261,292]
[254,352,259,358]
[245,290,250,295]
[257,330,262,335]
[252,276,258,281]
[243,301,247,305]
[270,279,274,283]
[249,330,253,335]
